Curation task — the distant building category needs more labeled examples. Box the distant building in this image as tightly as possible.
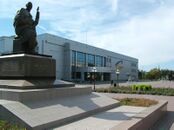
[0,33,138,82]
[0,36,14,54]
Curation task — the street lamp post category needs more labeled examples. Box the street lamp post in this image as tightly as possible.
[127,73,130,82]
[115,61,123,87]
[116,69,120,87]
[92,67,97,91]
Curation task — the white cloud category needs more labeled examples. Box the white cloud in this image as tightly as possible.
[73,5,174,68]
[109,0,118,13]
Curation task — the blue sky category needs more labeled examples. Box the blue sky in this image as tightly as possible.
[1,0,174,71]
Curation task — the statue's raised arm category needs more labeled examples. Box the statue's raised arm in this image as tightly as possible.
[13,2,40,54]
[34,6,40,26]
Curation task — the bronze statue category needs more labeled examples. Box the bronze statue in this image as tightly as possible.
[13,2,40,54]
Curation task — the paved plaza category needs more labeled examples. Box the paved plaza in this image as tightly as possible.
[104,93,174,130]
[77,81,174,130]
[120,80,174,88]
[77,80,174,89]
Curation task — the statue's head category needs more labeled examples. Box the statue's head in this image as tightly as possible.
[26,2,32,11]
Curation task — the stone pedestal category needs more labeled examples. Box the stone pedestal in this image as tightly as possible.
[0,53,55,78]
[0,53,74,89]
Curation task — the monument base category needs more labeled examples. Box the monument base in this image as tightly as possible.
[0,79,75,89]
[0,53,75,89]
[0,53,55,78]
[0,86,90,102]
[0,87,119,130]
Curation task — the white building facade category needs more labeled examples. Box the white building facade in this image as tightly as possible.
[0,33,138,82]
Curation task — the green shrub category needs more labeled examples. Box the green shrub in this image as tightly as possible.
[131,85,137,91]
[131,84,152,91]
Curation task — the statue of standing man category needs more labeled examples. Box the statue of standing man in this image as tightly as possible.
[13,2,40,54]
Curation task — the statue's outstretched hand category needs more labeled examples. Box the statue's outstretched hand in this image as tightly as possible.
[37,7,39,12]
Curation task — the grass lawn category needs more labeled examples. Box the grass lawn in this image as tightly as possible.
[115,98,158,107]
[0,120,26,130]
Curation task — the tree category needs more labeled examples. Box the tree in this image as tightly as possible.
[146,68,161,80]
[138,68,174,81]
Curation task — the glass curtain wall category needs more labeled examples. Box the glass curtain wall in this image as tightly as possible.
[87,54,95,67]
[72,51,110,81]
[77,52,86,67]
[95,55,103,67]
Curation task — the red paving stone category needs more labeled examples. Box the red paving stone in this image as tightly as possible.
[104,93,174,130]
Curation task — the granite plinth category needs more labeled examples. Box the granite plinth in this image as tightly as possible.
[0,79,75,89]
[0,54,56,78]
[0,54,75,89]
[0,86,91,102]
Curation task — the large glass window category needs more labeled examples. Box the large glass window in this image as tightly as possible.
[77,52,86,67]
[95,56,103,67]
[103,73,110,81]
[104,57,106,67]
[72,72,81,79]
[87,54,95,67]
[131,69,137,73]
[72,50,76,66]
[131,63,137,67]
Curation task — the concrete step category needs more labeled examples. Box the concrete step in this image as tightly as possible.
[0,86,91,102]
[0,90,119,130]
[55,106,147,130]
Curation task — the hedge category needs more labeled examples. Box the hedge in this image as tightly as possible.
[96,86,174,96]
